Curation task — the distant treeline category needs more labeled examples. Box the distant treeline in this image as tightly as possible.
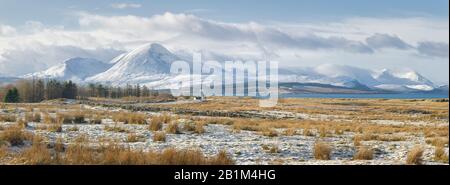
[0,78,170,103]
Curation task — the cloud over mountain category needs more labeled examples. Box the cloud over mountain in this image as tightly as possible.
[0,12,448,82]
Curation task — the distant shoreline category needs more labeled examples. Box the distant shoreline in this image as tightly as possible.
[281,92,449,99]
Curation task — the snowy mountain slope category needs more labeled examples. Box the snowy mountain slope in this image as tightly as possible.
[281,64,437,92]
[20,43,439,93]
[87,43,179,85]
[23,57,111,82]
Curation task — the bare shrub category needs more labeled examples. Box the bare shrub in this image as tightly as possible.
[194,122,205,134]
[262,128,278,137]
[112,112,147,125]
[314,142,332,160]
[303,128,314,137]
[426,137,449,147]
[284,128,296,136]
[434,146,449,163]
[406,146,424,165]
[104,124,128,133]
[183,122,195,132]
[0,126,28,146]
[126,133,145,143]
[0,114,16,122]
[25,112,41,123]
[17,119,28,128]
[21,141,53,164]
[149,119,163,131]
[353,147,374,160]
[165,122,180,134]
[153,131,166,142]
[209,150,234,165]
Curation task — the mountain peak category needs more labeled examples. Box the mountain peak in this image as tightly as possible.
[23,57,111,82]
[87,43,179,85]
[129,43,172,57]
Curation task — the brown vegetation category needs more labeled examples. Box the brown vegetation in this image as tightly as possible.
[406,146,424,165]
[314,142,332,160]
[153,131,166,142]
[353,147,374,160]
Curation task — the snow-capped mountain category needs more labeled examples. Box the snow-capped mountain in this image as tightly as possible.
[13,43,443,93]
[281,64,438,92]
[87,43,179,85]
[23,57,111,82]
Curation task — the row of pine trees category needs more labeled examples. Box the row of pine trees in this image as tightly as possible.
[1,78,165,103]
[2,79,78,103]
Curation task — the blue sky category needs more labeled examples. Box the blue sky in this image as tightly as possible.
[0,0,448,26]
[0,0,448,83]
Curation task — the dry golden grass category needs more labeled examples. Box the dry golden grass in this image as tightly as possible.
[0,114,16,122]
[126,133,145,143]
[151,97,448,123]
[15,143,234,165]
[150,113,172,125]
[426,137,449,147]
[354,136,362,146]
[17,119,28,128]
[434,146,449,163]
[261,128,278,137]
[0,125,29,146]
[20,140,53,164]
[355,133,406,142]
[334,127,344,135]
[210,150,234,165]
[149,118,163,131]
[263,144,279,154]
[314,142,332,160]
[153,131,166,142]
[353,147,374,160]
[104,124,128,133]
[74,134,89,143]
[0,145,8,158]
[283,128,296,136]
[203,118,234,125]
[67,126,79,132]
[303,128,314,137]
[127,113,147,125]
[87,115,102,124]
[42,113,56,124]
[183,121,196,132]
[54,137,65,153]
[194,122,206,134]
[57,112,86,124]
[25,112,41,123]
[112,112,147,124]
[406,146,424,165]
[233,121,260,132]
[47,123,63,132]
[319,127,329,137]
[165,122,180,134]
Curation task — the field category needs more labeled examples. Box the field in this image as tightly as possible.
[0,97,448,165]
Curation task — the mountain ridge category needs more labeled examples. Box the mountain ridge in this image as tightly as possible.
[14,43,446,94]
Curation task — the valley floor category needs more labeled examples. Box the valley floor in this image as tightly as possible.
[0,97,448,165]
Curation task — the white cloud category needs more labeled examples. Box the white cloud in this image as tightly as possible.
[110,3,142,9]
[0,12,448,82]
[0,24,16,36]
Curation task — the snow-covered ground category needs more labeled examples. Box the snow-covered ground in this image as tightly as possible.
[1,101,448,165]
[1,119,445,165]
